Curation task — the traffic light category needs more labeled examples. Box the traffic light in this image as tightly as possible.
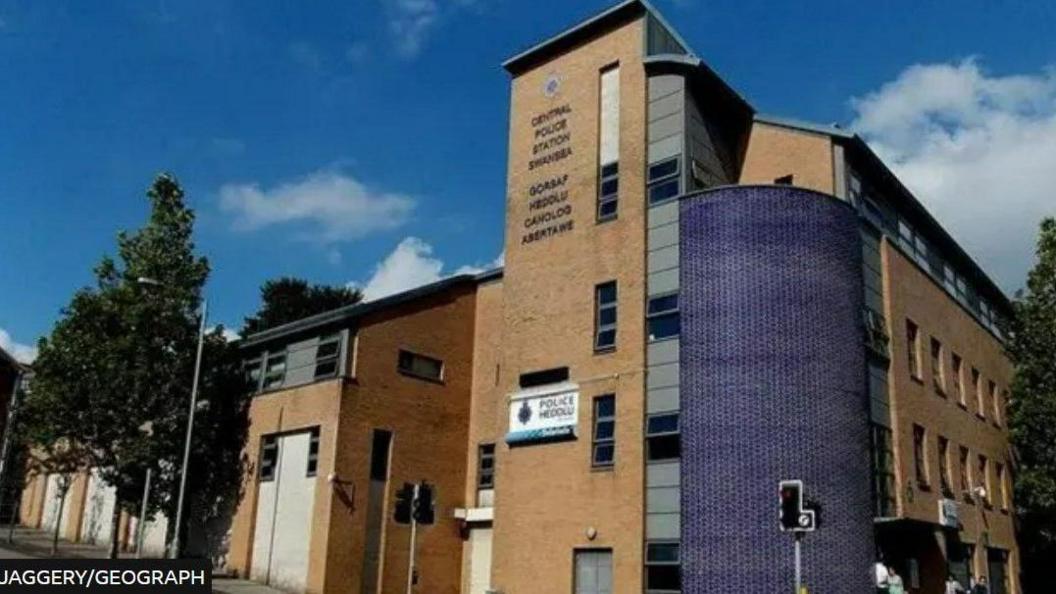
[414,482,435,525]
[780,480,803,531]
[394,482,415,524]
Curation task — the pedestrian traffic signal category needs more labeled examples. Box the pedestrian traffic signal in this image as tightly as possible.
[779,480,816,532]
[414,482,435,525]
[394,482,415,524]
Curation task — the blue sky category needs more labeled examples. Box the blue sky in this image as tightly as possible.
[2,0,1055,361]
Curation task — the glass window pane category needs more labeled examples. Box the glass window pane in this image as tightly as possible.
[596,396,615,418]
[646,565,680,590]
[599,306,617,327]
[593,444,614,465]
[594,420,614,440]
[648,314,680,341]
[601,161,619,178]
[598,198,618,219]
[596,329,616,349]
[647,294,678,314]
[597,282,617,304]
[646,542,679,563]
[648,158,679,181]
[649,179,680,204]
[647,413,679,435]
[647,433,680,461]
[601,178,618,197]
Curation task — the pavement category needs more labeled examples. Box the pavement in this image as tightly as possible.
[0,525,287,594]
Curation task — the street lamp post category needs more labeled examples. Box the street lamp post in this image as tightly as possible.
[136,277,207,559]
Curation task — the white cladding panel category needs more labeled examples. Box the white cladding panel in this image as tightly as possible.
[80,469,116,545]
[599,67,620,166]
[467,527,493,594]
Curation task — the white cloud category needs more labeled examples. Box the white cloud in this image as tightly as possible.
[0,328,37,364]
[387,0,440,58]
[850,59,1056,294]
[219,170,415,242]
[355,237,502,301]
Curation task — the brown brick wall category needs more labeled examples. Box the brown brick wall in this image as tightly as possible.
[883,240,1019,587]
[493,15,647,594]
[740,122,835,193]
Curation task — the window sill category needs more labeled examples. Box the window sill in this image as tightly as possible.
[975,412,987,422]
[647,335,679,344]
[596,215,618,224]
[591,464,615,473]
[910,375,924,385]
[594,346,617,356]
[397,370,446,385]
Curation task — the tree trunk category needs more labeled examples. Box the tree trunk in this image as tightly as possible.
[51,488,67,557]
[107,502,122,559]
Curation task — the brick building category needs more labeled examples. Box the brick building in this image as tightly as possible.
[21,2,1021,593]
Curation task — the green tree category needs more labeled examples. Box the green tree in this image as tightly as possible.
[21,174,247,559]
[1007,217,1056,590]
[242,277,362,335]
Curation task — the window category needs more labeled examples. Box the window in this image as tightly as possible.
[997,462,1008,511]
[959,446,971,500]
[931,338,945,394]
[597,162,619,221]
[990,381,1000,426]
[244,355,264,391]
[987,548,1009,594]
[872,425,896,517]
[938,436,952,495]
[519,367,569,388]
[913,425,929,489]
[978,454,990,505]
[952,353,965,405]
[260,435,279,481]
[645,542,680,593]
[369,429,392,482]
[646,413,680,462]
[594,281,618,351]
[647,293,679,341]
[906,320,921,380]
[647,157,680,205]
[306,428,320,477]
[313,334,341,379]
[774,174,794,185]
[263,352,287,390]
[397,350,443,381]
[971,368,983,419]
[478,443,496,489]
[591,395,616,468]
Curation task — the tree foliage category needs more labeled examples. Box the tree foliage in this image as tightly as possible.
[20,174,248,558]
[242,277,362,336]
[1007,217,1056,588]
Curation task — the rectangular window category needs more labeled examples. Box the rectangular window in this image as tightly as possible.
[871,425,896,517]
[397,349,444,381]
[369,429,393,482]
[478,443,496,489]
[597,65,620,222]
[263,351,287,390]
[244,355,264,392]
[913,424,929,489]
[306,428,320,477]
[260,435,279,482]
[938,436,952,495]
[990,381,1000,426]
[647,293,679,341]
[594,281,618,351]
[997,462,1008,511]
[972,368,983,419]
[978,454,990,505]
[959,446,971,500]
[519,366,570,388]
[647,157,681,205]
[931,338,945,395]
[987,548,1009,594]
[645,541,680,593]
[646,413,680,462]
[906,320,921,380]
[313,334,341,379]
[591,395,616,468]
[952,353,965,405]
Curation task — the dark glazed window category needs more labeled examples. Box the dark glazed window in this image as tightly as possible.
[306,428,320,477]
[260,435,279,481]
[478,443,496,489]
[647,293,679,341]
[646,413,680,462]
[594,281,618,351]
[398,350,443,381]
[592,395,616,467]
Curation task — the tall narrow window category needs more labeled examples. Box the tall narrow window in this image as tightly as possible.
[647,157,680,205]
[594,281,617,351]
[306,428,320,477]
[645,542,680,592]
[646,293,679,341]
[591,395,616,468]
[906,320,920,380]
[871,425,896,517]
[263,351,287,390]
[597,65,620,222]
[989,381,1000,426]
[913,424,929,489]
[938,436,952,495]
[952,353,965,405]
[959,446,971,500]
[978,454,990,505]
[369,429,392,482]
[971,368,983,419]
[930,338,945,395]
[260,435,279,482]
[997,462,1008,511]
[646,413,680,462]
[478,443,496,489]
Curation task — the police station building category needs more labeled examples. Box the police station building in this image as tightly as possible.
[215,2,1021,593]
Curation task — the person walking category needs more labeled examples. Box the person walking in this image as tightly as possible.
[946,574,966,594]
[971,576,989,594]
[874,560,890,594]
[887,566,906,594]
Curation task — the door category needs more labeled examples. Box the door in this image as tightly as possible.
[467,527,493,594]
[251,430,317,593]
[987,548,1008,594]
[574,550,613,594]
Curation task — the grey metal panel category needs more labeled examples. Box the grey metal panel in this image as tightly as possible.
[646,512,680,540]
[865,288,884,313]
[864,267,883,294]
[648,135,682,163]
[648,74,684,101]
[647,386,680,414]
[648,112,684,145]
[646,362,679,390]
[648,268,679,295]
[646,461,680,487]
[833,143,848,200]
[870,396,891,427]
[648,202,679,229]
[647,486,681,513]
[648,222,679,250]
[648,244,679,274]
[647,339,679,366]
[648,90,684,123]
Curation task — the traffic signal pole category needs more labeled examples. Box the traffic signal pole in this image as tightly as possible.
[793,532,802,594]
[405,483,420,594]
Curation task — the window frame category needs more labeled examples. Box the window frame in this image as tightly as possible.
[644,541,681,594]
[952,353,965,406]
[259,435,279,482]
[930,337,945,395]
[594,281,618,352]
[313,333,341,380]
[913,424,930,490]
[646,292,679,342]
[597,161,619,222]
[591,394,616,468]
[397,349,445,382]
[306,427,320,477]
[906,320,921,381]
[959,445,972,502]
[645,412,680,463]
[647,156,681,206]
[478,443,496,489]
[938,435,952,496]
